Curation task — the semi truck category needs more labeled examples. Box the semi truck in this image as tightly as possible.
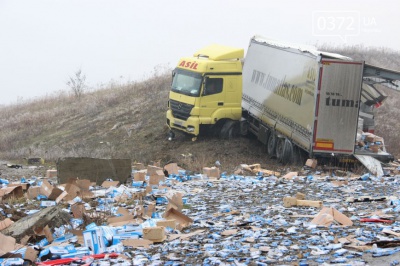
[166,35,400,164]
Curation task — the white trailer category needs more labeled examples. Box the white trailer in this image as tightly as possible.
[241,36,397,163]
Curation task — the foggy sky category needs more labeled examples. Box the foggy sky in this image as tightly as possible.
[1,0,399,105]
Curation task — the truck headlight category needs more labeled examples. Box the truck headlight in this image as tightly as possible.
[187,126,195,132]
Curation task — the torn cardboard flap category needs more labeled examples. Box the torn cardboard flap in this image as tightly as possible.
[71,203,85,218]
[166,191,184,211]
[163,208,193,229]
[0,186,24,199]
[0,218,13,231]
[311,207,353,227]
[0,233,16,255]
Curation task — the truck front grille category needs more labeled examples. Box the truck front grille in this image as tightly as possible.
[170,100,194,121]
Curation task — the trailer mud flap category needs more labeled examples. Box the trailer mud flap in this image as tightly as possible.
[354,154,383,177]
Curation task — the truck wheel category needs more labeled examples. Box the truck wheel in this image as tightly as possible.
[267,132,277,156]
[276,138,294,163]
[220,120,239,139]
[239,120,249,136]
[282,139,294,164]
[276,138,285,162]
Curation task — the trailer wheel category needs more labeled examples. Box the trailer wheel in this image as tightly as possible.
[282,139,294,164]
[267,132,277,156]
[276,138,284,162]
[220,120,239,139]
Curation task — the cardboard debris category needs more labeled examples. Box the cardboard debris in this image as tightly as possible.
[8,183,29,191]
[346,196,388,203]
[147,165,163,176]
[221,229,238,236]
[149,170,165,185]
[166,191,184,211]
[305,159,317,169]
[34,225,54,243]
[46,169,57,178]
[168,229,205,241]
[296,192,305,200]
[71,203,85,218]
[164,163,179,175]
[282,172,298,180]
[163,208,193,229]
[0,218,13,231]
[311,207,353,227]
[156,219,177,229]
[107,214,135,226]
[283,196,323,208]
[236,164,280,176]
[0,186,23,200]
[101,180,120,188]
[142,226,166,242]
[133,171,146,181]
[122,238,153,248]
[0,233,16,256]
[203,167,220,179]
[331,180,348,187]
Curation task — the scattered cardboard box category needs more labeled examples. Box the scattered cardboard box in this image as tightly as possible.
[283,197,323,208]
[142,226,166,242]
[311,207,353,227]
[305,159,317,169]
[46,169,58,178]
[147,165,163,176]
[163,208,193,229]
[133,171,146,181]
[164,163,179,175]
[203,167,220,179]
[149,170,165,185]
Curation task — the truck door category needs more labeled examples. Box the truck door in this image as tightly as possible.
[199,77,225,120]
[312,59,364,155]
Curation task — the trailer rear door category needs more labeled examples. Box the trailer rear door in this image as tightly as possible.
[312,59,364,155]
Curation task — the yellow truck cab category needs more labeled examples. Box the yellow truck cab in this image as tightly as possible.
[166,45,243,138]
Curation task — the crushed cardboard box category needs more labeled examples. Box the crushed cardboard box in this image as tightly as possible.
[311,207,353,227]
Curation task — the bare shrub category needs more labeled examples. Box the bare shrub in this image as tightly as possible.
[67,69,87,99]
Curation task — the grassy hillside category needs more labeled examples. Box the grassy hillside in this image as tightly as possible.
[1,46,400,173]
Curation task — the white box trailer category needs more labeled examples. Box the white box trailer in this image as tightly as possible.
[241,36,393,162]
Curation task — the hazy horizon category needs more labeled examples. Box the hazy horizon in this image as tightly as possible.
[1,0,399,105]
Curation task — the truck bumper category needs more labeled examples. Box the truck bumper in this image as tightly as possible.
[166,110,200,136]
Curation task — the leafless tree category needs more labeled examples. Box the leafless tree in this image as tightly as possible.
[67,69,87,98]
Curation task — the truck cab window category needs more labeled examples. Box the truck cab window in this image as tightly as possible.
[204,78,223,95]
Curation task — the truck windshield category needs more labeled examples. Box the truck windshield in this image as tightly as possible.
[171,69,202,97]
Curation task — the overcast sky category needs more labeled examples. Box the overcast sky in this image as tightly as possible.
[1,0,399,105]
